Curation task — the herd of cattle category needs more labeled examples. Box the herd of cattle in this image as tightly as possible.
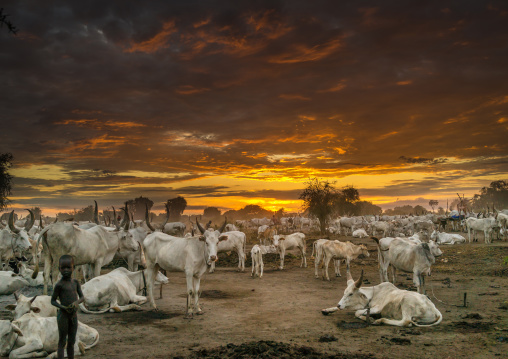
[1,204,507,358]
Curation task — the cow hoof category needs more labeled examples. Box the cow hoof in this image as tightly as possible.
[196,310,203,316]
[78,341,86,355]
[184,314,193,319]
[152,307,159,312]
[111,306,121,313]
[321,310,330,316]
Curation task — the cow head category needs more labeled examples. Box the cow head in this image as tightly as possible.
[430,230,438,241]
[272,234,285,247]
[427,241,443,257]
[7,210,33,252]
[118,228,140,252]
[196,218,228,265]
[0,320,23,356]
[337,270,368,311]
[357,244,370,258]
[155,270,169,285]
[5,294,40,320]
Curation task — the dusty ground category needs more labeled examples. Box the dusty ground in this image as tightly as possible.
[1,231,507,359]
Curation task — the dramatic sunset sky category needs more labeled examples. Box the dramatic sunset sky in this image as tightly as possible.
[1,1,507,216]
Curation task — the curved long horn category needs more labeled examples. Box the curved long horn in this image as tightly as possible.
[145,204,155,232]
[196,218,206,234]
[39,214,44,229]
[24,209,35,231]
[354,270,364,288]
[120,204,128,228]
[13,291,19,301]
[93,200,99,224]
[8,210,20,234]
[30,295,38,304]
[53,217,58,223]
[112,207,121,231]
[219,217,227,233]
[122,204,130,231]
[162,202,170,228]
[130,213,136,228]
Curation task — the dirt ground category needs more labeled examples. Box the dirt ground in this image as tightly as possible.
[1,231,507,359]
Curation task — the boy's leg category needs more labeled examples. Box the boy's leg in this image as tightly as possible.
[57,310,69,359]
[66,315,79,359]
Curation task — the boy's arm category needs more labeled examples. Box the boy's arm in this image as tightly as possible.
[75,280,84,304]
[50,284,67,311]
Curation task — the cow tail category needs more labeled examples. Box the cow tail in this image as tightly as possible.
[79,303,111,314]
[311,241,316,259]
[371,237,382,269]
[412,310,443,327]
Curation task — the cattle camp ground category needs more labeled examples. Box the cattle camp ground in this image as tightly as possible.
[1,225,507,358]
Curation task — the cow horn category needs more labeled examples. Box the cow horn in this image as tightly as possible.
[120,204,128,228]
[93,200,99,225]
[219,217,227,233]
[122,204,130,231]
[347,271,353,282]
[112,207,121,231]
[53,217,58,223]
[355,270,364,288]
[8,210,20,234]
[145,204,155,232]
[196,218,206,234]
[24,209,35,231]
[30,295,38,304]
[162,202,170,228]
[13,291,19,301]
[39,214,44,229]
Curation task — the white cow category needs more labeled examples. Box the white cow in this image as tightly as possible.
[311,239,341,279]
[225,223,238,232]
[35,220,140,294]
[465,217,496,243]
[163,222,187,237]
[430,230,466,245]
[0,210,34,267]
[143,219,228,316]
[371,221,391,237]
[250,244,277,278]
[373,237,442,294]
[321,241,370,281]
[352,229,369,238]
[0,271,29,295]
[5,294,56,320]
[79,267,168,313]
[0,313,99,358]
[322,271,442,327]
[209,230,246,273]
[258,226,277,246]
[272,232,307,270]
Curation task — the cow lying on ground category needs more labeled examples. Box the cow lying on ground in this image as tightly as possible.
[430,230,466,245]
[373,236,442,294]
[321,241,369,281]
[0,271,29,296]
[5,293,56,320]
[0,312,99,358]
[209,230,246,273]
[321,270,443,327]
[250,244,277,278]
[79,267,169,313]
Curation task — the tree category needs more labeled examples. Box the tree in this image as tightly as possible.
[0,153,13,211]
[166,196,187,221]
[414,205,427,215]
[126,196,154,220]
[0,8,18,35]
[356,201,382,215]
[335,185,360,216]
[203,207,221,219]
[429,200,438,213]
[299,178,340,234]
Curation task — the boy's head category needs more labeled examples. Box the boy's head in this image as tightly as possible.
[59,255,74,277]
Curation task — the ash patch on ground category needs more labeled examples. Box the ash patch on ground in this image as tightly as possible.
[336,321,369,329]
[177,341,376,359]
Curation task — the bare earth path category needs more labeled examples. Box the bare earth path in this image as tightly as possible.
[1,234,507,358]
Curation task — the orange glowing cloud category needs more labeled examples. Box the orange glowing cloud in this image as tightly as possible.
[175,85,210,95]
[279,94,311,101]
[55,119,145,130]
[125,20,176,53]
[396,80,413,85]
[269,38,343,64]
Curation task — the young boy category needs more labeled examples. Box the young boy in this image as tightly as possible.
[51,255,84,359]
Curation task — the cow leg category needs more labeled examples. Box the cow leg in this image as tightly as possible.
[314,251,320,278]
[413,271,423,294]
[259,255,264,278]
[323,255,331,281]
[373,316,412,327]
[356,306,381,323]
[184,273,194,318]
[43,254,52,295]
[9,338,47,358]
[251,255,255,277]
[279,249,285,270]
[301,246,307,268]
[146,263,159,310]
[193,276,202,315]
[209,261,215,273]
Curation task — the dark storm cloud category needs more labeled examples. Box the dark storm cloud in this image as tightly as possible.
[1,0,508,210]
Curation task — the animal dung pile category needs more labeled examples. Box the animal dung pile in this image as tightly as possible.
[178,340,376,359]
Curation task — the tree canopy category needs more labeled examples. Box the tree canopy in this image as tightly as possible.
[166,196,187,221]
[299,178,339,234]
[0,153,13,211]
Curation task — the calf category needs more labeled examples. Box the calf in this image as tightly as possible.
[5,293,56,320]
[272,232,307,270]
[311,239,339,279]
[352,229,369,238]
[0,313,99,358]
[209,230,247,273]
[373,237,442,294]
[322,271,442,327]
[430,230,466,245]
[250,244,277,278]
[321,241,369,281]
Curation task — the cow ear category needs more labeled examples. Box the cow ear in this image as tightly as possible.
[5,304,16,311]
[199,235,206,241]
[31,306,41,313]
[219,235,228,241]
